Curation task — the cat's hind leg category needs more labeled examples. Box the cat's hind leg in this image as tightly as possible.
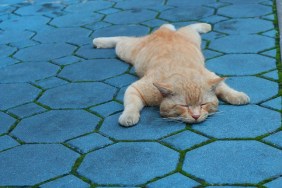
[93,37,125,48]
[216,82,250,105]
[177,23,211,48]
[188,23,212,34]
[119,82,146,127]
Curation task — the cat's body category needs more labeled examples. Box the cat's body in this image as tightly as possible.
[93,23,250,126]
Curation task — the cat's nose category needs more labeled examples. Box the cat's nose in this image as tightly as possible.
[192,114,200,120]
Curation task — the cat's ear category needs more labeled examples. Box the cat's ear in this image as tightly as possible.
[208,77,225,91]
[153,82,173,97]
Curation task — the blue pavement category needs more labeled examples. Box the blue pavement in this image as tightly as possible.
[0,0,281,187]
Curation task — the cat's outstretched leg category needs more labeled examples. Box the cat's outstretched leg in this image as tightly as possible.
[119,83,145,127]
[177,23,211,48]
[215,82,250,105]
[188,23,212,34]
[93,37,126,48]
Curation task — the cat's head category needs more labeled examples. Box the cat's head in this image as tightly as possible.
[154,74,223,124]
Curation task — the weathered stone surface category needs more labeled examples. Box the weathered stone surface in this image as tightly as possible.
[41,175,90,188]
[209,35,275,53]
[192,105,281,138]
[0,112,16,134]
[214,18,273,34]
[160,7,214,22]
[0,144,79,186]
[218,4,272,18]
[105,10,157,24]
[78,142,179,185]
[12,110,100,143]
[0,135,19,151]
[0,62,59,83]
[183,141,282,184]
[0,83,41,110]
[59,59,128,81]
[261,97,281,111]
[206,54,276,75]
[8,103,46,118]
[147,173,199,188]
[67,133,113,153]
[14,44,76,61]
[162,131,209,150]
[39,83,116,109]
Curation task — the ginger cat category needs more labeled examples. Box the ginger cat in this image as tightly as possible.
[93,23,250,127]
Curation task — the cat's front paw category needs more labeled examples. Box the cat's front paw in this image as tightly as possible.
[119,111,140,127]
[227,92,250,105]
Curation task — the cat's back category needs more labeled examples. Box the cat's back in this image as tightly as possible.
[133,28,204,77]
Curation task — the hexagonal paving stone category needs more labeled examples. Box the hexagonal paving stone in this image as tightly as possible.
[225,76,278,104]
[8,103,46,118]
[167,0,217,7]
[33,27,91,45]
[59,59,128,81]
[192,105,281,139]
[105,74,138,88]
[261,97,281,111]
[162,131,209,150]
[65,0,113,13]
[84,21,111,31]
[0,112,16,134]
[200,15,229,24]
[0,57,19,68]
[89,101,123,117]
[41,175,89,188]
[0,62,59,83]
[67,133,113,153]
[51,12,103,27]
[0,144,79,186]
[147,173,199,188]
[93,25,150,38]
[203,49,223,59]
[220,0,266,4]
[116,86,127,102]
[218,4,272,18]
[15,3,65,17]
[14,43,76,61]
[76,45,116,59]
[262,70,279,80]
[0,44,17,58]
[265,177,282,188]
[262,29,276,38]
[115,0,164,10]
[98,8,121,15]
[0,15,50,31]
[261,49,276,57]
[263,131,282,148]
[0,135,19,151]
[100,107,185,140]
[0,83,41,110]
[35,77,68,89]
[206,54,275,76]
[183,141,282,184]
[77,142,179,185]
[209,35,275,53]
[12,110,100,143]
[38,83,116,109]
[214,18,273,34]
[0,30,34,45]
[159,7,214,22]
[52,56,82,66]
[104,10,157,24]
